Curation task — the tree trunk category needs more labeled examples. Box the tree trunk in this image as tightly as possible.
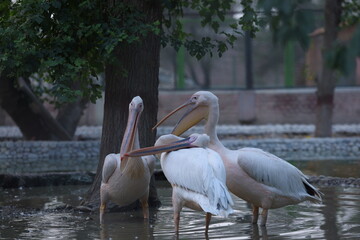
[0,73,71,140]
[187,60,201,87]
[82,0,162,209]
[315,0,342,137]
[56,82,89,138]
[201,57,212,89]
[0,106,6,125]
[56,98,88,138]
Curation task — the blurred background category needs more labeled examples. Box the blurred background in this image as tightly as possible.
[0,0,359,126]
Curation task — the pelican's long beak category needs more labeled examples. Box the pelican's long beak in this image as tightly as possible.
[153,100,209,136]
[125,137,196,157]
[120,106,142,159]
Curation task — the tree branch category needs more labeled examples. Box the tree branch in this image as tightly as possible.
[17,77,72,141]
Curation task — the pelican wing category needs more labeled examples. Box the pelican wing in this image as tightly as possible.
[102,153,119,184]
[206,149,234,207]
[142,155,156,176]
[162,147,233,216]
[236,148,310,198]
[206,149,227,184]
[162,148,211,194]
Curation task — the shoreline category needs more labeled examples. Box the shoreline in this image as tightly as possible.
[1,125,359,179]
[1,124,360,140]
[1,137,359,174]
[1,171,360,189]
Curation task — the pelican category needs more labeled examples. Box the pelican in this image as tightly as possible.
[100,96,155,222]
[153,91,322,226]
[125,133,234,234]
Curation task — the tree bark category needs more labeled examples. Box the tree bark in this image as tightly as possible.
[315,0,342,137]
[0,73,71,140]
[17,77,72,140]
[82,0,162,209]
[56,98,88,138]
[201,57,212,89]
[56,82,89,138]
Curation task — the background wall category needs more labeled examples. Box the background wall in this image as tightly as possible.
[1,87,359,126]
[157,87,360,125]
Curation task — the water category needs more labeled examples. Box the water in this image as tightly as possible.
[1,183,360,239]
[290,159,360,178]
[1,160,360,239]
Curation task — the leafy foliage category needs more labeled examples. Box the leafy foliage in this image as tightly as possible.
[325,25,360,76]
[257,0,315,49]
[334,0,360,75]
[0,0,260,105]
[163,0,259,59]
[238,0,259,37]
[321,0,360,76]
[341,0,360,28]
[258,0,360,78]
[0,0,160,105]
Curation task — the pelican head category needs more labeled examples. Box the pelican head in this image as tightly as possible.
[155,133,210,148]
[120,96,144,158]
[153,91,218,136]
[125,133,210,158]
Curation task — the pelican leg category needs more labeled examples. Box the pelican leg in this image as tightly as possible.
[100,185,109,223]
[261,225,268,240]
[172,189,183,234]
[205,212,212,233]
[252,224,260,239]
[174,210,181,234]
[139,192,150,219]
[252,205,259,224]
[100,202,106,223]
[260,209,268,226]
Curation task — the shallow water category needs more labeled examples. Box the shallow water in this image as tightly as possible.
[1,183,360,240]
[291,159,360,178]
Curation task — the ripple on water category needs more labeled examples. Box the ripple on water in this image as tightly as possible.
[1,185,360,239]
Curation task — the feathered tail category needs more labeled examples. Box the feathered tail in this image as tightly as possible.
[206,178,234,217]
[303,178,323,204]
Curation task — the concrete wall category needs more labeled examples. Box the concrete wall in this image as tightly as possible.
[1,87,359,126]
[157,87,360,125]
[254,88,360,124]
[1,138,359,174]
[0,141,99,174]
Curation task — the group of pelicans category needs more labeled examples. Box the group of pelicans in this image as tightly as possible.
[99,91,322,234]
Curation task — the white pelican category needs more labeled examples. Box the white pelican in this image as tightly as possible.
[125,133,234,234]
[100,96,155,222]
[153,91,322,226]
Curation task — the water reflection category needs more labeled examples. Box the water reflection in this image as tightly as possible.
[321,187,360,239]
[252,225,268,240]
[291,160,360,178]
[321,187,339,240]
[99,214,155,240]
[1,185,360,239]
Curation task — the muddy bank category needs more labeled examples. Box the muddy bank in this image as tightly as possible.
[0,171,168,189]
[0,172,95,188]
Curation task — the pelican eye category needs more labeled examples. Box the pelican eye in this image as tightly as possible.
[189,136,197,143]
[191,96,198,103]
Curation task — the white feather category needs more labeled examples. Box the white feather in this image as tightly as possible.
[161,147,233,217]
[102,153,119,184]
[237,147,319,201]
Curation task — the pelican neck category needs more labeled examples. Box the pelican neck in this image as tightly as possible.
[204,102,223,148]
